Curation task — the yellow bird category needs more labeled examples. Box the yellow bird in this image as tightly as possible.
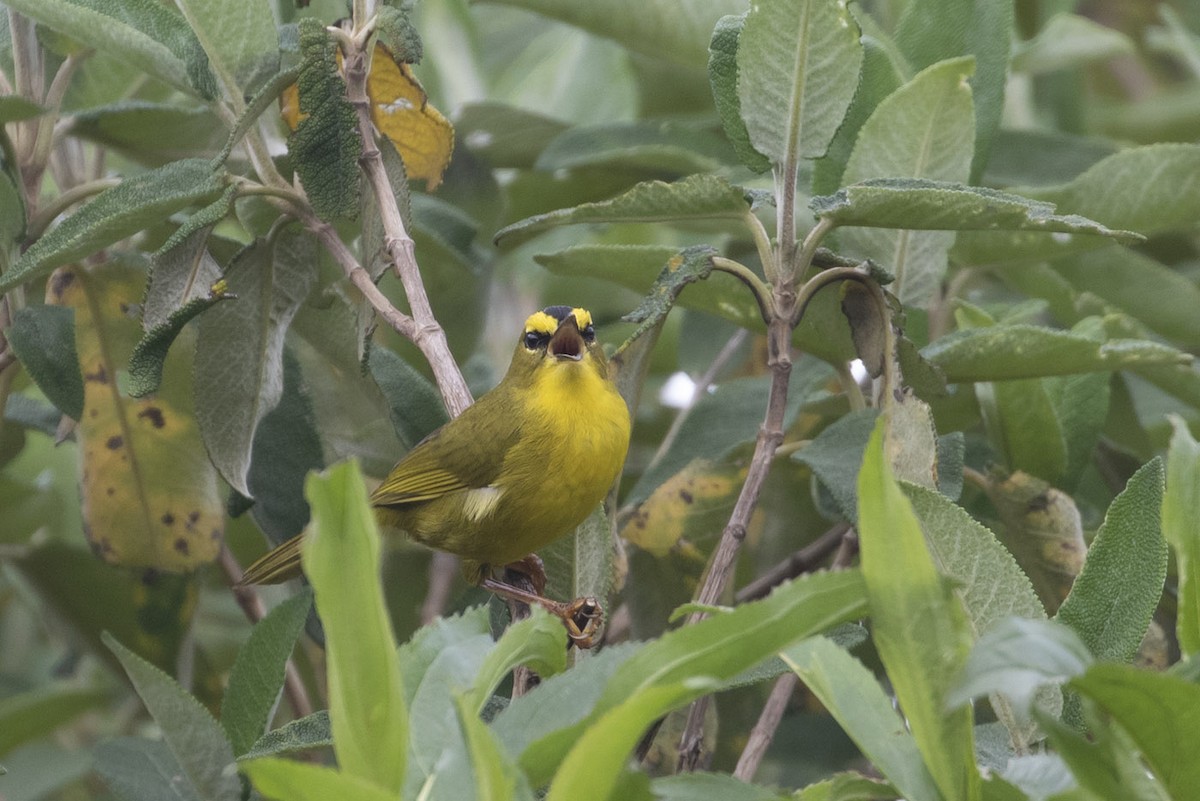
[241,306,631,638]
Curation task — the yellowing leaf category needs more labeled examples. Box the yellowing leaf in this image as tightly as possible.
[621,459,746,556]
[280,44,454,189]
[52,263,224,572]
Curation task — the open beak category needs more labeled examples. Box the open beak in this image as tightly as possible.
[548,314,584,361]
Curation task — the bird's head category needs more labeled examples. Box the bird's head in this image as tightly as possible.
[509,306,610,384]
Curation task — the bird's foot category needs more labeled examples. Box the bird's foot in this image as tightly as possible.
[480,575,604,649]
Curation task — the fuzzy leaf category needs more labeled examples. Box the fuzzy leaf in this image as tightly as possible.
[1164,416,1200,655]
[129,281,233,398]
[194,232,316,496]
[94,738,201,801]
[175,0,279,96]
[924,323,1189,382]
[2,159,224,293]
[736,0,863,162]
[6,305,83,420]
[708,14,771,173]
[221,590,313,757]
[535,121,734,174]
[289,19,361,220]
[240,711,331,760]
[494,174,749,246]
[4,0,216,99]
[839,57,976,307]
[243,759,398,801]
[104,633,240,801]
[811,178,1143,243]
[1012,13,1135,75]
[621,245,719,343]
[1056,459,1167,665]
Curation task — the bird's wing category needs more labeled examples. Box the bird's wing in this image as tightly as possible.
[369,394,521,507]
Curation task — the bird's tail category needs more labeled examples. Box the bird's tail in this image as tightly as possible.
[238,533,306,585]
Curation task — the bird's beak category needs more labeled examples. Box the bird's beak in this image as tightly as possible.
[549,315,585,361]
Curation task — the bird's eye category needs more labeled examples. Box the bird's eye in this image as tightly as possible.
[524,331,547,349]
[582,324,595,342]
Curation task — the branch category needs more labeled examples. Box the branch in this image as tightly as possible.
[734,522,851,603]
[733,672,798,781]
[340,39,473,417]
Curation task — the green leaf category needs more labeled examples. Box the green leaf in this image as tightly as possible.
[4,0,217,99]
[71,102,226,165]
[455,102,569,169]
[453,693,535,801]
[239,348,325,545]
[468,607,567,714]
[535,121,736,174]
[1023,144,1200,239]
[708,14,771,174]
[243,758,400,801]
[94,738,201,801]
[480,0,740,68]
[241,711,331,760]
[621,245,719,345]
[840,57,976,307]
[0,96,45,124]
[792,773,905,801]
[217,64,305,167]
[0,684,107,757]
[366,346,448,450]
[546,682,710,801]
[947,617,1092,719]
[1037,708,1166,801]
[1,159,224,293]
[892,0,1011,180]
[781,636,942,801]
[220,590,313,757]
[103,633,240,801]
[924,323,1189,382]
[983,128,1119,188]
[981,376,1068,485]
[175,0,280,97]
[1070,663,1200,801]
[903,482,1061,740]
[5,305,83,420]
[812,9,910,196]
[194,231,316,496]
[736,0,863,162]
[492,642,640,772]
[400,609,494,800]
[144,223,225,337]
[514,569,869,786]
[493,174,750,246]
[290,18,362,221]
[1164,416,1200,655]
[375,5,423,64]
[794,408,879,522]
[1052,247,1200,351]
[857,417,979,801]
[128,282,234,398]
[652,772,790,801]
[811,178,1143,243]
[1056,459,1167,665]
[1012,13,1135,75]
[301,460,407,792]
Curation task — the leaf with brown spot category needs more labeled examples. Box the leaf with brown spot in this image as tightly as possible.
[620,458,745,556]
[59,263,223,571]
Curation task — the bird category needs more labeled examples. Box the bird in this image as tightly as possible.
[240,305,631,643]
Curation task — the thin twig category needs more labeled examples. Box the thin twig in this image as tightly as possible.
[340,38,472,417]
[734,522,851,603]
[711,257,773,323]
[218,546,314,719]
[832,528,859,569]
[27,178,121,239]
[733,672,798,781]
